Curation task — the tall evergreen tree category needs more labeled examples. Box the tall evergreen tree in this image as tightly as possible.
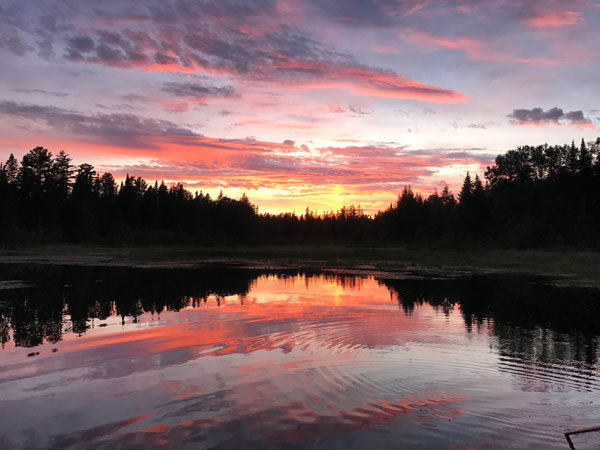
[52,151,73,199]
[568,140,579,173]
[579,138,593,172]
[458,172,473,203]
[4,154,18,184]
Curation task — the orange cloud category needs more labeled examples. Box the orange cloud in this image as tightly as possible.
[95,142,489,213]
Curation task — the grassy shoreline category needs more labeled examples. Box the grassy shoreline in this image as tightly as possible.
[1,244,600,287]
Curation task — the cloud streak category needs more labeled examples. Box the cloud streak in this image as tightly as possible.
[161,82,236,100]
[403,28,556,66]
[0,101,197,149]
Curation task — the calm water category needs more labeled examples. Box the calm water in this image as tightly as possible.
[1,264,600,449]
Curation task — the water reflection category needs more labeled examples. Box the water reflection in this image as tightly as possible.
[2,266,599,363]
[1,264,600,449]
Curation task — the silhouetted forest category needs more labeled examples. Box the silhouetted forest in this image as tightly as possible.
[1,138,600,247]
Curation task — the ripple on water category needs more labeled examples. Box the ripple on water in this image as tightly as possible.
[497,356,600,392]
[2,271,600,449]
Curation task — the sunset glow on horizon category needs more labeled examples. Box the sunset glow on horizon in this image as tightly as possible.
[1,0,599,214]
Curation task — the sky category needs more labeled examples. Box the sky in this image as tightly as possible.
[1,0,599,214]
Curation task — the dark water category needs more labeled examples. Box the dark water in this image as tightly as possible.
[1,264,600,449]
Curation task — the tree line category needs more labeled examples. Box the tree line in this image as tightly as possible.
[1,138,600,247]
[375,137,600,247]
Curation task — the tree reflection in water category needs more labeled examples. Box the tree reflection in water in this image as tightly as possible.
[1,264,599,372]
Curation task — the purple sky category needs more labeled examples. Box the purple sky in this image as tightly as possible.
[1,0,599,212]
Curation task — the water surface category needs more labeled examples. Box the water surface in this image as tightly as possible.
[1,264,600,449]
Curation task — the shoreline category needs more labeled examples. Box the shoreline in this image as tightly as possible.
[1,244,599,287]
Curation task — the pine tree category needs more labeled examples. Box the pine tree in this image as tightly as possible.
[4,154,18,184]
[52,150,73,199]
[458,172,473,204]
[473,174,485,199]
[579,138,592,172]
[440,185,456,206]
[568,140,578,173]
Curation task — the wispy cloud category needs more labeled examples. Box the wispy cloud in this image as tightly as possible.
[11,88,70,98]
[523,11,583,27]
[403,28,556,66]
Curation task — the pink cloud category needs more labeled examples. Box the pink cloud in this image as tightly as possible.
[270,62,467,103]
[524,11,583,27]
[58,15,467,104]
[404,29,556,66]
[371,45,402,54]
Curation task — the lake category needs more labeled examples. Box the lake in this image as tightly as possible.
[1,263,600,449]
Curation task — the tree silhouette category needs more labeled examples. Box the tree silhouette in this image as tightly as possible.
[1,139,600,247]
[4,154,18,184]
[458,172,473,203]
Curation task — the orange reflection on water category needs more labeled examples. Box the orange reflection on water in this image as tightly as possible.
[1,274,472,377]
